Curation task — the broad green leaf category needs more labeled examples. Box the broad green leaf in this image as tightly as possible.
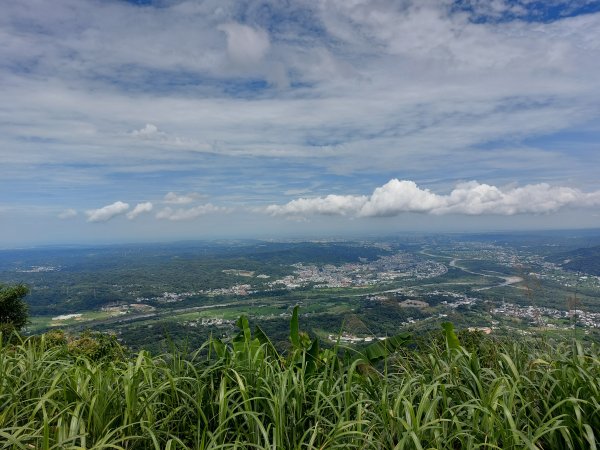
[305,338,320,375]
[254,324,280,361]
[235,315,252,344]
[441,322,460,350]
[211,336,227,358]
[363,333,411,364]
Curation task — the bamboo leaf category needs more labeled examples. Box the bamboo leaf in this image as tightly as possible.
[363,333,411,364]
[254,324,280,361]
[305,338,320,375]
[235,315,252,344]
[441,322,460,350]
[290,305,300,348]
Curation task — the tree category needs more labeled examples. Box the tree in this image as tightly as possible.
[0,283,29,335]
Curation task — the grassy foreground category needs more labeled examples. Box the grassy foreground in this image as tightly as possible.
[1,323,599,449]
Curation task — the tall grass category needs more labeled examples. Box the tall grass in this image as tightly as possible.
[1,330,598,449]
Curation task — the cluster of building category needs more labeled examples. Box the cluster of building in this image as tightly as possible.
[101,303,155,314]
[203,284,253,297]
[136,291,196,303]
[183,317,234,328]
[135,284,255,303]
[371,254,447,279]
[269,263,367,289]
[440,295,479,309]
[446,242,517,262]
[267,253,447,290]
[327,333,387,344]
[492,302,600,328]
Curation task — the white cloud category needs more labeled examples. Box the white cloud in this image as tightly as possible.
[2,0,600,231]
[163,192,206,205]
[432,182,594,215]
[131,123,165,139]
[126,201,153,220]
[359,180,446,217]
[266,194,368,217]
[86,201,130,222]
[2,3,598,171]
[267,179,600,218]
[218,22,270,66]
[57,208,77,219]
[156,203,229,221]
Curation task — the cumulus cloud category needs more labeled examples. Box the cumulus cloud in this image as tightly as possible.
[131,123,165,139]
[126,202,153,220]
[218,22,270,66]
[267,179,600,218]
[163,192,206,205]
[57,209,77,219]
[155,203,229,221]
[266,194,368,217]
[86,201,130,222]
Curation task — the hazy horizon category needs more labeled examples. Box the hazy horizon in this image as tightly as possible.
[2,225,600,251]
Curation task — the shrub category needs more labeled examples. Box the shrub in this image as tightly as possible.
[66,330,126,361]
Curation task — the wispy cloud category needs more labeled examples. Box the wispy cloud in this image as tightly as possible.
[126,202,153,220]
[86,201,130,223]
[267,179,600,218]
[2,0,599,174]
[163,192,206,205]
[219,22,270,67]
[156,204,229,221]
[58,209,77,219]
[131,124,165,139]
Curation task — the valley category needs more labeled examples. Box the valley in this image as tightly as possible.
[2,231,600,352]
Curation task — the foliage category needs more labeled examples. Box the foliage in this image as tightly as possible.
[0,314,598,449]
[549,244,600,275]
[0,283,29,335]
[19,328,127,361]
[66,330,126,362]
[441,321,460,350]
[0,242,388,316]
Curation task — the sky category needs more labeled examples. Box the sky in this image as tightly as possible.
[1,0,600,246]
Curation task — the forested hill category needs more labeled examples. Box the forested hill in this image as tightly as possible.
[549,245,600,276]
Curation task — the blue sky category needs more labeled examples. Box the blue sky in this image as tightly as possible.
[1,0,600,246]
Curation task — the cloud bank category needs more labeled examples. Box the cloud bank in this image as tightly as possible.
[86,201,130,222]
[267,179,600,218]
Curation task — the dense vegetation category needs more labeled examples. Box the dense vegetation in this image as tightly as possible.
[1,314,599,449]
[550,245,600,276]
[0,283,29,335]
[0,242,390,316]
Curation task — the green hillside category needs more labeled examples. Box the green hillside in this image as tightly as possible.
[549,245,600,276]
